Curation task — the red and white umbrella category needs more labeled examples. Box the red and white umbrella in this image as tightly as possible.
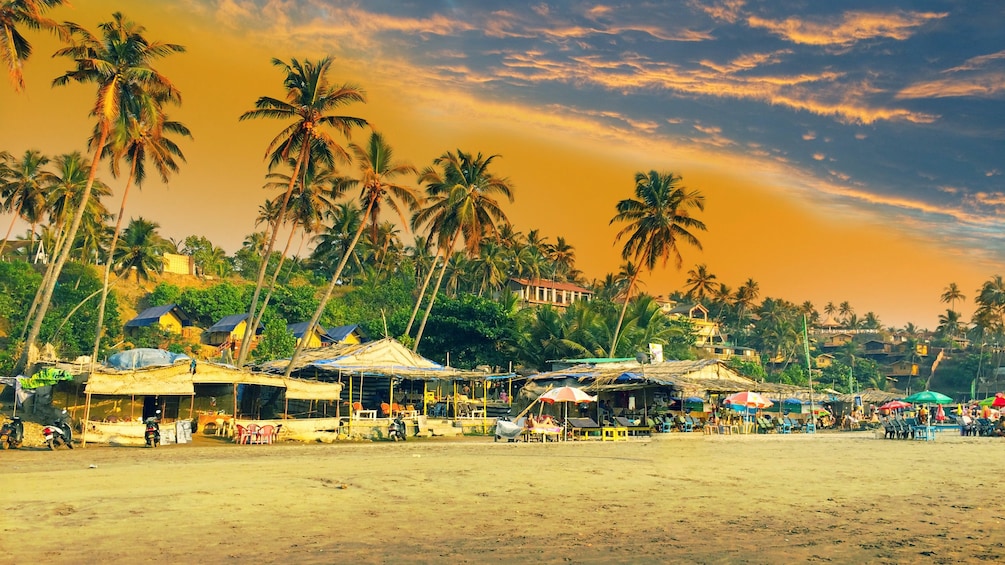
[879,400,911,411]
[723,391,773,409]
[538,386,597,404]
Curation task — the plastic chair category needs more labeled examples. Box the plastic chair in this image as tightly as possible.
[246,423,262,444]
[235,424,251,444]
[380,402,392,417]
[258,424,275,444]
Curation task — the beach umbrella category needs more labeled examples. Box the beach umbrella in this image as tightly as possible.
[879,400,911,411]
[935,404,946,422]
[903,390,953,404]
[723,391,773,409]
[538,386,597,441]
[538,386,597,404]
[992,393,1005,408]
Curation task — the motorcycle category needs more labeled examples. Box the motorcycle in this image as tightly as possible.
[42,410,74,450]
[1,416,24,449]
[387,414,407,442]
[145,411,161,448]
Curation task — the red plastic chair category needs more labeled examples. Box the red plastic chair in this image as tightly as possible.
[380,402,391,417]
[246,423,262,444]
[258,424,275,444]
[235,424,251,444]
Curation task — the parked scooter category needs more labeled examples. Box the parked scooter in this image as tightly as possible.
[387,414,407,441]
[144,410,161,448]
[0,416,24,449]
[42,410,74,450]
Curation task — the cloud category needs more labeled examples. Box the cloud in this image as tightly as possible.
[747,10,947,47]
[898,50,1005,99]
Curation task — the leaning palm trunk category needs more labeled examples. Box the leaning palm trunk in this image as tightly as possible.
[412,234,459,353]
[20,216,70,339]
[236,146,308,367]
[281,200,376,378]
[15,125,110,375]
[608,271,640,358]
[91,158,139,367]
[249,223,299,341]
[404,250,440,337]
[0,200,27,257]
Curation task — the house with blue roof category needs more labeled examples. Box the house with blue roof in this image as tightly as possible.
[124,304,193,336]
[206,314,262,347]
[325,324,368,345]
[287,322,332,348]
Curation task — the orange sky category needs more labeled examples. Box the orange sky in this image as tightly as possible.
[0,1,997,329]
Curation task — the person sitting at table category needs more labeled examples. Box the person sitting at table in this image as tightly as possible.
[994,416,1005,437]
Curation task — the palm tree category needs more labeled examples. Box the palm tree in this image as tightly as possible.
[824,301,837,319]
[0,0,67,91]
[92,112,191,363]
[941,282,965,314]
[975,275,1005,333]
[248,158,348,340]
[310,202,363,277]
[838,301,854,323]
[684,263,717,302]
[114,217,171,282]
[236,56,366,367]
[279,138,427,378]
[17,12,183,375]
[0,149,55,255]
[409,150,514,353]
[609,170,706,357]
[349,130,420,243]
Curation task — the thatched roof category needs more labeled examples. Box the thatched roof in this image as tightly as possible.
[528,359,766,396]
[256,337,510,381]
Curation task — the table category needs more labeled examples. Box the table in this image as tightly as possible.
[353,410,377,419]
[396,410,418,419]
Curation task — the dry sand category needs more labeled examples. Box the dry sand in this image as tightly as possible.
[1,431,1003,564]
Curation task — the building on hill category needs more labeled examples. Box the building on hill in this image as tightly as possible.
[125,304,194,337]
[162,253,195,276]
[206,314,261,348]
[325,324,368,345]
[661,302,722,346]
[287,322,331,348]
[508,278,593,307]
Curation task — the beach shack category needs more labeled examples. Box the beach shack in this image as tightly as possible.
[78,349,344,445]
[257,337,515,437]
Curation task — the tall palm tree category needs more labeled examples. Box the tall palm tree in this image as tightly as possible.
[838,301,854,323]
[0,0,67,92]
[114,217,171,282]
[249,158,348,339]
[0,149,55,254]
[92,112,190,363]
[684,263,717,302]
[941,282,965,321]
[236,56,366,367]
[549,236,576,281]
[409,149,514,352]
[975,275,1005,333]
[349,130,420,243]
[279,137,423,377]
[17,12,183,375]
[608,170,706,357]
[310,201,363,277]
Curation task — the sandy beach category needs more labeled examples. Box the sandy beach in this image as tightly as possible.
[2,431,1003,564]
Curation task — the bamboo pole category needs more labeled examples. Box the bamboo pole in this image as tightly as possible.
[81,392,92,448]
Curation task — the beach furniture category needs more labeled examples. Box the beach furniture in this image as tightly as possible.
[614,416,653,436]
[567,417,602,440]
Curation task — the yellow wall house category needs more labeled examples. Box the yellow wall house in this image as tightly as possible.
[206,314,261,347]
[124,304,193,335]
[663,303,722,346]
[162,253,195,276]
[287,322,330,348]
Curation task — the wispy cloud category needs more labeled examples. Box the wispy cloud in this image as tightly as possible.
[898,50,1005,99]
[747,10,947,48]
